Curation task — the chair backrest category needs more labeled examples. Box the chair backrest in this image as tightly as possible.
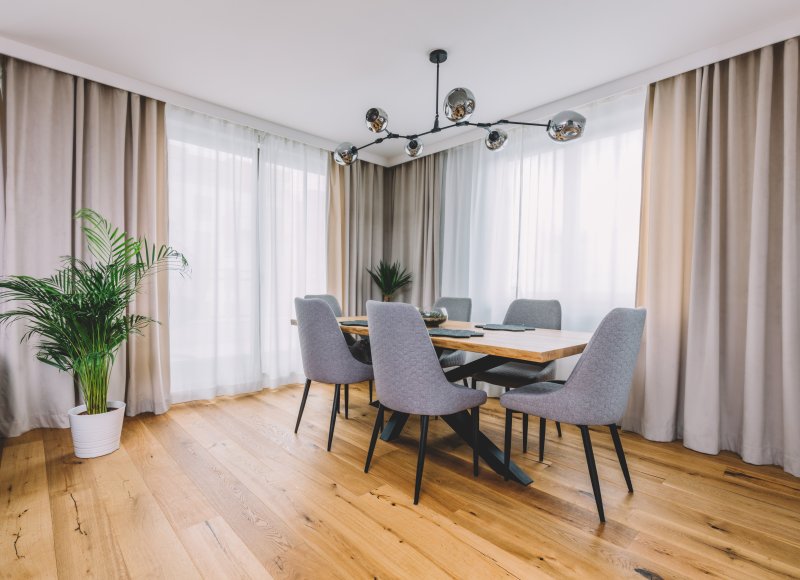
[295,297,361,383]
[503,299,562,330]
[565,307,646,422]
[433,297,472,322]
[304,294,343,317]
[366,300,451,413]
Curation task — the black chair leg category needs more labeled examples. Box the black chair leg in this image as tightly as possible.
[522,414,529,453]
[414,416,430,504]
[470,377,477,389]
[344,384,349,419]
[294,379,311,434]
[609,424,633,492]
[369,380,373,403]
[472,406,480,476]
[556,421,562,437]
[539,417,547,462]
[336,384,341,414]
[364,404,385,472]
[327,384,341,452]
[462,378,469,388]
[579,425,605,523]
[503,409,513,481]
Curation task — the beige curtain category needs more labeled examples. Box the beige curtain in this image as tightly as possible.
[0,57,171,437]
[0,58,77,436]
[386,155,442,307]
[327,156,389,315]
[72,79,171,416]
[624,38,800,476]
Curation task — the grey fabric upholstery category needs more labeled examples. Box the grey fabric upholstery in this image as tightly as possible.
[433,297,472,322]
[434,296,472,368]
[304,294,343,317]
[476,361,556,389]
[438,350,467,368]
[501,308,647,425]
[475,299,562,388]
[366,301,486,416]
[503,298,561,327]
[295,298,373,385]
[304,293,357,346]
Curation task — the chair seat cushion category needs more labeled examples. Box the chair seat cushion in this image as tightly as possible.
[434,384,487,416]
[474,361,555,389]
[386,382,487,416]
[499,381,565,415]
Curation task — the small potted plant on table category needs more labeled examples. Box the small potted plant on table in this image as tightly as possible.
[0,209,188,458]
[366,260,412,302]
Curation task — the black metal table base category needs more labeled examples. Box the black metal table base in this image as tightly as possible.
[379,354,534,486]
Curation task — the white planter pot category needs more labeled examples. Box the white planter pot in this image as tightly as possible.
[67,400,126,458]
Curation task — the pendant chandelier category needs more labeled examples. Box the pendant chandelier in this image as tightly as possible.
[334,49,587,166]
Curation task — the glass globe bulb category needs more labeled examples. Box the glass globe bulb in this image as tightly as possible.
[547,110,586,142]
[334,142,358,166]
[443,87,476,122]
[405,139,424,158]
[484,129,508,151]
[365,107,389,133]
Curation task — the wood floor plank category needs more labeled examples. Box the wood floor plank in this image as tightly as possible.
[2,387,799,579]
[41,427,129,579]
[350,483,517,578]
[204,396,384,496]
[121,417,217,531]
[142,412,302,577]
[181,516,273,580]
[167,405,385,578]
[86,441,199,578]
[0,440,58,579]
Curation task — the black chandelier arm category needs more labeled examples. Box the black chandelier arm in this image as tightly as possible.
[492,119,551,129]
[354,119,555,151]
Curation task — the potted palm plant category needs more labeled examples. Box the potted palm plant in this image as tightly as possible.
[366,260,412,301]
[0,209,188,458]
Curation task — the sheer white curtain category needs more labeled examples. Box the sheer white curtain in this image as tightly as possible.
[259,134,328,386]
[441,88,646,376]
[166,106,327,403]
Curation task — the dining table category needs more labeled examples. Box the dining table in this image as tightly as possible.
[335,316,593,485]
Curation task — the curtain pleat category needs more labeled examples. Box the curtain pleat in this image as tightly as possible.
[625,38,800,476]
[327,158,389,315]
[167,106,329,401]
[0,58,77,436]
[327,154,444,314]
[386,155,442,308]
[0,57,171,436]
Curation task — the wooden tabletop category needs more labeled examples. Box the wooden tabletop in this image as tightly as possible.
[336,317,591,363]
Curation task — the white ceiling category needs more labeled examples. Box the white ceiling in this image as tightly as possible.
[2,0,800,163]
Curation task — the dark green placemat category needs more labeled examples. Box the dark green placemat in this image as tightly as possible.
[428,328,484,338]
[339,319,368,327]
[475,323,536,332]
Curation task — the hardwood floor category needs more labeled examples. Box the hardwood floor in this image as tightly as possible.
[2,382,799,579]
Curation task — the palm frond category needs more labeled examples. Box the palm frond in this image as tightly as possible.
[0,209,189,414]
[366,260,412,298]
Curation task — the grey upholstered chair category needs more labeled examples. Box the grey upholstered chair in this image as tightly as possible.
[304,293,374,399]
[500,307,646,522]
[304,294,344,317]
[433,297,472,384]
[294,297,374,451]
[364,300,487,504]
[305,293,357,344]
[472,299,563,456]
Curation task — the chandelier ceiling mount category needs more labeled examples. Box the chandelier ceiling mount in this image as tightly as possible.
[334,49,587,166]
